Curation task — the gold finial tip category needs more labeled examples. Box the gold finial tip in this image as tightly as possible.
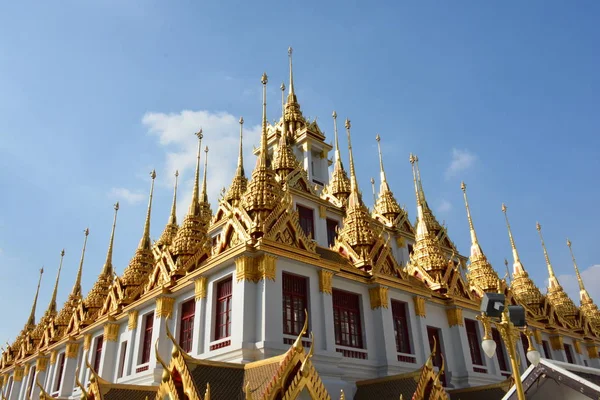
[288,46,293,55]
[60,249,65,257]
[239,116,244,124]
[375,134,380,141]
[460,181,466,191]
[504,258,508,266]
[150,169,156,179]
[370,177,375,184]
[84,228,89,236]
[175,170,179,177]
[501,203,507,213]
[344,118,351,129]
[280,82,285,91]
[261,72,268,84]
[536,222,541,231]
[204,146,208,153]
[332,110,337,118]
[195,128,203,139]
[114,202,120,211]
[567,238,572,247]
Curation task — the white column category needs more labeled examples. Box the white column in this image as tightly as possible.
[446,319,469,385]
[8,367,22,400]
[193,277,207,356]
[411,297,428,364]
[98,324,119,382]
[318,271,335,352]
[369,288,396,366]
[152,296,175,383]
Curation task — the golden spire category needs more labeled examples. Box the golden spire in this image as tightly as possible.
[346,119,360,205]
[287,47,296,104]
[156,171,179,247]
[504,258,511,284]
[370,177,376,205]
[273,81,298,177]
[225,119,248,204]
[567,239,600,327]
[101,202,120,276]
[408,154,447,280]
[260,73,268,168]
[373,135,402,220]
[190,129,203,215]
[72,228,89,297]
[501,203,543,308]
[44,249,65,318]
[284,48,304,126]
[536,223,577,319]
[322,111,350,201]
[460,182,498,293]
[567,239,595,305]
[121,171,156,296]
[25,268,44,328]
[198,146,212,225]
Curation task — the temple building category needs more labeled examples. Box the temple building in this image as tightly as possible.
[1,48,599,400]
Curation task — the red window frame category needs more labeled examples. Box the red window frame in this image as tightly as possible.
[92,335,103,373]
[282,272,308,336]
[326,219,338,247]
[117,341,128,379]
[215,277,233,340]
[391,300,412,354]
[140,313,154,364]
[465,319,484,366]
[297,205,315,239]
[332,289,363,348]
[179,299,196,353]
[492,328,509,371]
[564,343,575,364]
[542,340,552,359]
[427,326,447,386]
[55,352,66,392]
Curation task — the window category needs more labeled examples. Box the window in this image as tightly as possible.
[117,341,128,379]
[326,219,339,247]
[585,359,589,367]
[141,313,154,364]
[332,289,363,348]
[26,366,36,398]
[407,244,414,256]
[465,319,484,366]
[542,340,552,359]
[520,333,531,367]
[391,300,411,354]
[427,327,446,386]
[282,273,308,336]
[179,299,196,353]
[564,343,575,364]
[215,277,233,340]
[55,353,66,392]
[492,328,508,371]
[93,336,103,372]
[297,205,315,239]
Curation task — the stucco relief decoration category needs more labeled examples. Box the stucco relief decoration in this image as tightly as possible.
[368,286,389,309]
[195,276,207,300]
[318,270,333,294]
[128,310,139,330]
[413,296,426,317]
[156,296,176,319]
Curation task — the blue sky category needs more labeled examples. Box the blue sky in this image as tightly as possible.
[1,1,599,345]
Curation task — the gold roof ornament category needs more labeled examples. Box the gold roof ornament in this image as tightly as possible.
[370,177,376,206]
[172,130,211,258]
[225,118,248,205]
[25,268,44,331]
[241,73,284,238]
[198,146,213,226]
[373,134,403,221]
[284,47,305,129]
[156,171,179,247]
[567,239,600,327]
[460,182,499,294]
[321,111,351,203]
[407,154,448,283]
[536,222,577,320]
[85,203,119,310]
[501,203,543,310]
[118,170,157,302]
[44,249,65,320]
[273,82,300,178]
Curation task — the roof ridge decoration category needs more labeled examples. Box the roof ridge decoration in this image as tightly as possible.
[406,154,450,291]
[502,204,544,311]
[273,82,301,179]
[412,337,450,400]
[156,170,180,248]
[536,222,578,323]
[321,111,351,206]
[102,172,157,315]
[461,182,500,295]
[372,134,403,223]
[284,47,306,134]
[332,120,403,277]
[568,239,600,328]
[198,146,213,227]
[224,117,248,206]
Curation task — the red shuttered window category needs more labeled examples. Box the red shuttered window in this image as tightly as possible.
[297,205,315,239]
[93,336,103,373]
[179,299,196,353]
[391,300,412,354]
[215,277,233,340]
[465,319,484,366]
[282,273,308,336]
[140,313,154,364]
[332,289,363,348]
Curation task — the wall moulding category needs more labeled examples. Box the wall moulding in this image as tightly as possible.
[318,270,333,294]
[103,323,120,342]
[194,277,207,300]
[550,335,564,351]
[369,286,389,309]
[128,310,139,331]
[413,296,426,318]
[156,296,176,319]
[446,307,463,327]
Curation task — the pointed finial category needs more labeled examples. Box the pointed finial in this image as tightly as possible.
[168,171,179,225]
[567,239,586,293]
[26,268,44,327]
[536,222,556,278]
[504,258,511,284]
[200,147,209,203]
[72,228,90,296]
[47,249,65,315]
[281,82,286,136]
[501,203,521,266]
[288,47,295,97]
[101,202,119,276]
[189,130,203,214]
[332,111,341,162]
[139,170,156,250]
[236,118,245,177]
[460,181,479,246]
[375,134,386,182]
[410,153,423,209]
[370,177,376,205]
[258,72,269,168]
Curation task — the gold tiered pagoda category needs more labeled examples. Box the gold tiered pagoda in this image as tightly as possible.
[1,48,598,400]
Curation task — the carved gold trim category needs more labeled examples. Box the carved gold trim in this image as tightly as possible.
[49,351,57,365]
[574,340,582,354]
[533,329,542,345]
[128,310,138,330]
[318,205,326,219]
[235,255,258,282]
[66,342,80,359]
[396,237,405,247]
[318,270,333,294]
[413,296,426,317]
[83,334,92,351]
[587,345,598,359]
[13,367,23,382]
[258,254,277,281]
[156,296,175,319]
[369,287,389,309]
[550,335,564,351]
[36,357,48,372]
[104,323,119,342]
[195,277,207,300]
[446,307,463,327]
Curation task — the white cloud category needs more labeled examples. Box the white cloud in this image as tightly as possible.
[556,265,600,302]
[445,148,477,180]
[142,110,261,221]
[438,199,452,213]
[109,187,146,205]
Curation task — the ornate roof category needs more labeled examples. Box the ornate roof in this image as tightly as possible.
[156,171,179,248]
[224,117,248,206]
[321,111,351,205]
